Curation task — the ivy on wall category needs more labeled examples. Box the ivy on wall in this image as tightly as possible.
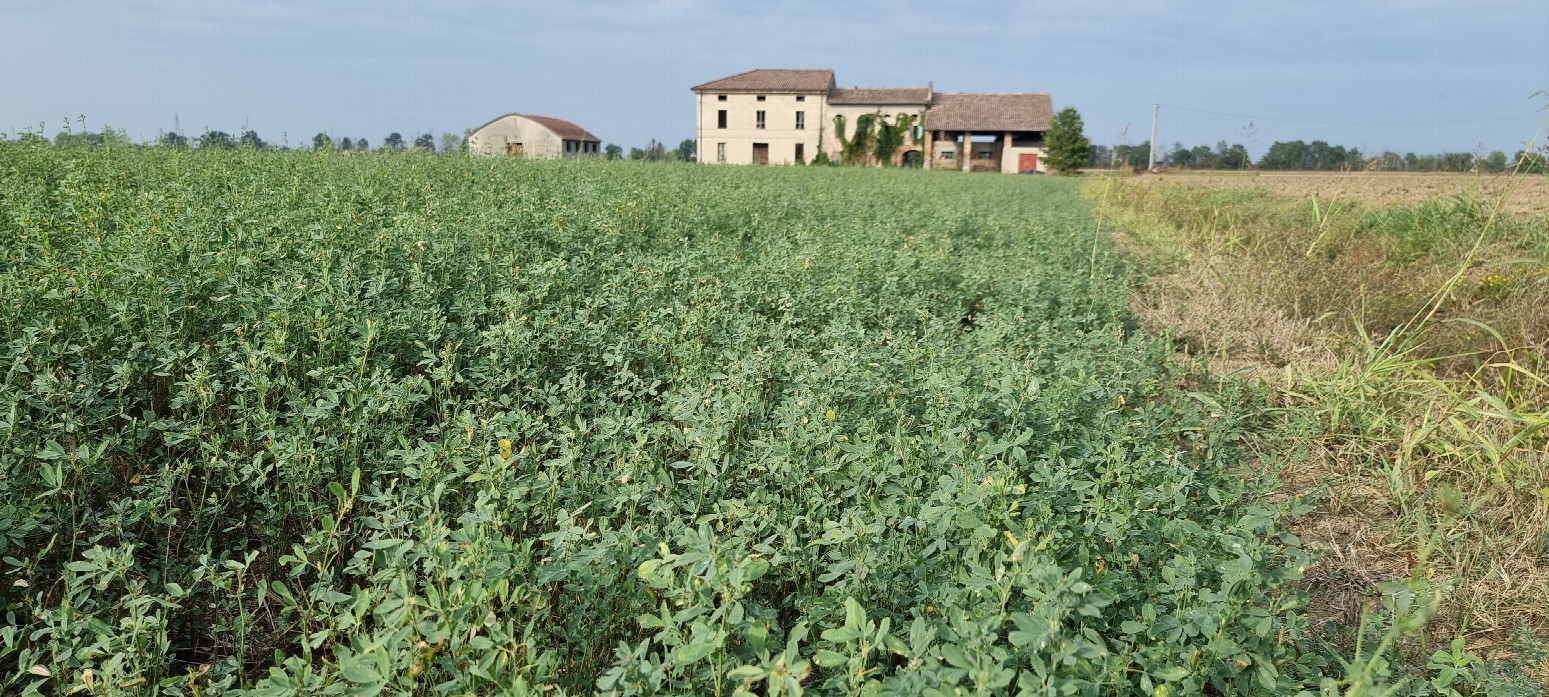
[873,113,917,166]
[833,112,918,166]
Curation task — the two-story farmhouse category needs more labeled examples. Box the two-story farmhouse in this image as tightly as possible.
[692,69,1053,173]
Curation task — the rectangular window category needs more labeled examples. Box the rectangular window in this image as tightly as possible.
[795,143,805,163]
[756,110,765,129]
[978,150,993,160]
[941,150,955,159]
[716,142,726,162]
[717,95,727,101]
[756,95,766,102]
[717,110,727,129]
[795,111,805,130]
[796,95,805,102]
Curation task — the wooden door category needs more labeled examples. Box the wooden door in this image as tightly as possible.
[1018,153,1038,172]
[752,143,769,165]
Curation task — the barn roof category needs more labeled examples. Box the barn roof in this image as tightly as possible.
[523,115,601,142]
[828,87,932,105]
[924,92,1054,132]
[471,113,601,142]
[692,69,835,93]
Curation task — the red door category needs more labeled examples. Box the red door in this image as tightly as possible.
[1018,153,1038,172]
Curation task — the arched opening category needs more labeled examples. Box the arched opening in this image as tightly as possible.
[900,149,922,168]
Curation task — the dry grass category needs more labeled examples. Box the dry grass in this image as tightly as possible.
[1145,170,1549,215]
[1092,172,1549,679]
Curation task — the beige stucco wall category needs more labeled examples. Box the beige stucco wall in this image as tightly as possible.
[467,115,565,158]
[693,88,1037,172]
[1001,145,1046,173]
[696,92,823,165]
[818,104,927,165]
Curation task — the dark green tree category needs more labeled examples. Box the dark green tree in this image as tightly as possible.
[198,130,236,149]
[673,139,696,162]
[604,144,623,160]
[1482,150,1507,173]
[312,132,334,150]
[1044,107,1091,174]
[238,130,266,149]
[1215,142,1249,170]
[339,137,354,151]
[629,139,668,161]
[413,133,435,152]
[1167,142,1196,168]
[356,138,369,151]
[156,131,189,148]
[383,133,405,151]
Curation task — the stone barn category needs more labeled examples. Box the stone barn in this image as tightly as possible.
[467,113,601,158]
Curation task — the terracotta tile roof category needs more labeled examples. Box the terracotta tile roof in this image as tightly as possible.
[924,92,1054,132]
[692,69,835,93]
[523,115,601,142]
[471,113,601,142]
[827,87,932,105]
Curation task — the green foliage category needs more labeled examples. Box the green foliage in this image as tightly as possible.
[832,112,917,166]
[1514,149,1547,174]
[1161,141,1251,170]
[156,131,190,148]
[198,130,237,149]
[1045,107,1092,174]
[312,132,334,150]
[53,125,131,148]
[872,113,917,166]
[382,132,405,151]
[413,133,436,152]
[674,139,697,162]
[0,145,1346,695]
[833,113,876,165]
[630,139,670,161]
[1256,140,1366,170]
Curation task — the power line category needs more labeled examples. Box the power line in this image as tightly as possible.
[1157,104,1539,127]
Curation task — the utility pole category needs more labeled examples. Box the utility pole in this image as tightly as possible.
[1147,103,1158,171]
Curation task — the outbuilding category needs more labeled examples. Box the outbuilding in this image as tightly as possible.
[467,113,602,158]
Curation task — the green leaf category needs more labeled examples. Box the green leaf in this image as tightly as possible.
[338,661,380,684]
[1154,666,1190,682]
[672,640,718,665]
[813,650,847,667]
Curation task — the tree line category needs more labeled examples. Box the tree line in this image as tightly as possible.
[13,123,702,164]
[7,120,468,154]
[1085,137,1544,173]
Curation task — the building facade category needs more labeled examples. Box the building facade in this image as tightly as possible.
[691,69,1053,172]
[468,113,602,158]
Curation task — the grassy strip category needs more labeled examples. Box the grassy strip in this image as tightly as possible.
[1090,171,1549,689]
